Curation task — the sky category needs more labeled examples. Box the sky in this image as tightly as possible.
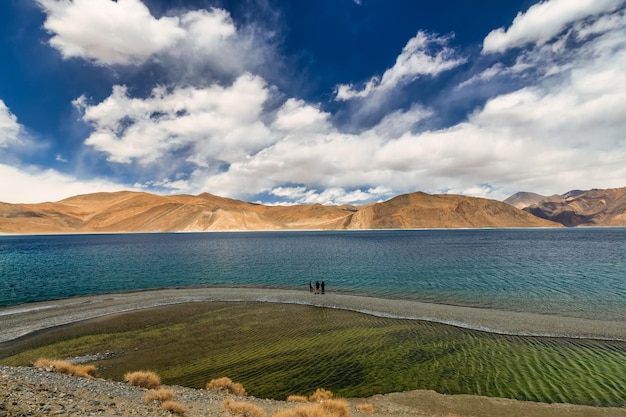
[1,0,625,205]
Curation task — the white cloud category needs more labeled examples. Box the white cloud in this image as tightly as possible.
[0,100,22,147]
[335,31,465,100]
[268,186,390,206]
[457,64,506,89]
[574,8,626,40]
[0,163,129,204]
[272,99,331,133]
[38,0,186,65]
[483,0,624,54]
[371,105,432,139]
[76,73,273,166]
[37,0,259,77]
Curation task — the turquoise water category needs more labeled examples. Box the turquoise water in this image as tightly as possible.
[1,228,625,321]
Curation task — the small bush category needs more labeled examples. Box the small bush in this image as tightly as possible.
[273,401,350,417]
[207,377,247,396]
[355,403,374,415]
[223,399,268,417]
[70,363,99,378]
[309,388,333,402]
[273,404,322,417]
[319,399,350,417]
[145,388,176,403]
[34,357,55,368]
[161,400,187,415]
[33,357,98,378]
[124,370,161,389]
[286,395,309,403]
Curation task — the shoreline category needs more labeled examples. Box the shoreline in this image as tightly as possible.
[1,287,625,343]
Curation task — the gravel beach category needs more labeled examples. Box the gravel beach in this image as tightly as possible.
[2,365,625,417]
[1,287,625,343]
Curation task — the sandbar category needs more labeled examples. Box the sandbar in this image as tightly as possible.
[1,287,625,343]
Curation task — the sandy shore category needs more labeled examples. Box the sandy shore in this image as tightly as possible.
[1,287,625,343]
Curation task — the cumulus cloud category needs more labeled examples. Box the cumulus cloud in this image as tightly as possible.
[335,31,465,100]
[482,0,624,54]
[0,163,129,204]
[38,0,186,65]
[267,186,390,206]
[37,0,264,82]
[75,73,272,167]
[0,100,22,147]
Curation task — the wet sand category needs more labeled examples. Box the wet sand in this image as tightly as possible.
[1,287,625,343]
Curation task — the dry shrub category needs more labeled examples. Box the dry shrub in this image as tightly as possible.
[309,388,333,402]
[161,400,187,415]
[33,357,98,378]
[223,399,268,417]
[273,404,324,417]
[319,399,350,417]
[207,377,247,396]
[355,403,374,415]
[69,364,98,378]
[286,395,309,403]
[145,388,175,403]
[34,357,55,368]
[273,400,349,417]
[124,370,161,389]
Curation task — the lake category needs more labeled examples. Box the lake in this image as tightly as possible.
[1,228,625,320]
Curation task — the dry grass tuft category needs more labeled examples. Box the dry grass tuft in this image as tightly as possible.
[33,358,55,368]
[319,399,350,417]
[273,404,323,417]
[355,403,374,414]
[273,399,350,417]
[145,388,176,403]
[308,388,334,402]
[207,377,247,396]
[161,400,187,415]
[33,357,98,378]
[124,370,162,389]
[286,395,309,403]
[223,399,268,417]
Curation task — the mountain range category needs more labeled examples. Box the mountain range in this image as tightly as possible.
[1,187,623,234]
[505,187,626,227]
[1,190,559,234]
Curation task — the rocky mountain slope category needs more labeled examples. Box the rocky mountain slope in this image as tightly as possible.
[521,187,626,227]
[0,190,558,234]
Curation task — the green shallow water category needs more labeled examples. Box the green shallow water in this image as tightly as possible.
[1,302,625,407]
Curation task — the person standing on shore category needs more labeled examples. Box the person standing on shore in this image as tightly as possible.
[315,281,320,294]
[309,280,313,293]
[321,281,325,294]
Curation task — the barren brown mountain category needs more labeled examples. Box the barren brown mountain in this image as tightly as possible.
[523,187,626,227]
[0,190,560,234]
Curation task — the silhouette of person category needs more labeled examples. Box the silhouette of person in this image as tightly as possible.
[309,280,313,293]
[315,280,320,294]
[321,281,325,294]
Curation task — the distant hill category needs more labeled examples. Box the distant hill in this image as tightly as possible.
[0,190,560,234]
[522,187,626,227]
[503,192,549,209]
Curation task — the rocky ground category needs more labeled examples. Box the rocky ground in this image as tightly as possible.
[2,366,625,417]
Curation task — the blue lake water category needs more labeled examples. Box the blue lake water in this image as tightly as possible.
[1,228,625,322]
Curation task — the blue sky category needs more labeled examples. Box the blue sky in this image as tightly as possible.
[1,0,625,204]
